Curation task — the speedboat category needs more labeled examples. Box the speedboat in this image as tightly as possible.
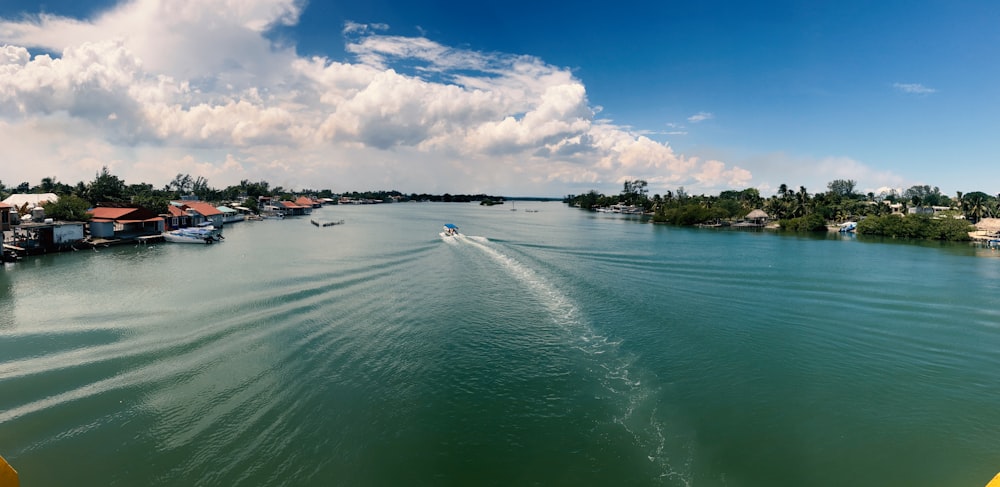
[163,223,223,244]
[440,223,460,238]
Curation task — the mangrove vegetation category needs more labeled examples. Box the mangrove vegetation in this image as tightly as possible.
[565,179,995,241]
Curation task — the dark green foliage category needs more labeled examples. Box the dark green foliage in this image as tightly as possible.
[130,194,170,214]
[88,166,127,204]
[652,204,727,225]
[778,213,827,232]
[856,214,973,240]
[242,197,260,213]
[827,179,857,198]
[42,195,92,221]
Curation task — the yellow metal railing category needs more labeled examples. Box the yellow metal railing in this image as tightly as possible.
[0,454,18,487]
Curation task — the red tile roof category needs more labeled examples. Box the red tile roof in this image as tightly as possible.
[179,201,222,216]
[88,207,162,221]
[89,207,139,219]
[167,206,187,217]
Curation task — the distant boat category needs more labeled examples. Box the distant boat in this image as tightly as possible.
[595,204,644,214]
[839,221,857,233]
[440,223,460,238]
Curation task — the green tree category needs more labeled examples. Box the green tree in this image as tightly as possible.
[242,197,260,214]
[39,176,58,193]
[131,194,170,214]
[620,179,649,207]
[857,214,972,240]
[962,192,990,223]
[42,194,92,221]
[89,166,126,204]
[827,179,857,198]
[778,213,827,232]
[169,173,193,194]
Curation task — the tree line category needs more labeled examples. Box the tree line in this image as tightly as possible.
[0,168,506,222]
[564,179,1000,240]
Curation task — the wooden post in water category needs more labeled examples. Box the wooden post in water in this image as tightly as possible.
[0,455,17,487]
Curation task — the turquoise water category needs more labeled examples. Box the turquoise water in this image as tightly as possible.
[1,202,999,486]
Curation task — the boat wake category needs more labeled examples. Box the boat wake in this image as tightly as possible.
[456,236,686,484]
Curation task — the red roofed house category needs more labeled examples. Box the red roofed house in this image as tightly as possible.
[173,201,224,228]
[164,205,194,230]
[88,207,165,239]
[295,196,321,209]
[280,200,310,216]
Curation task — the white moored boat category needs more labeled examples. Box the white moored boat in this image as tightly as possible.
[163,223,223,244]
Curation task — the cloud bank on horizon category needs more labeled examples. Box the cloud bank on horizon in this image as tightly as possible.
[0,0,762,196]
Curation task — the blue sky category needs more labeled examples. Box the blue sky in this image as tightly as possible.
[0,0,997,197]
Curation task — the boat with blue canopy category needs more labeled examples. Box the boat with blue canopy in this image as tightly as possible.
[440,223,460,238]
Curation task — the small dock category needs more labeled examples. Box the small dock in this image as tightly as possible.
[3,244,25,263]
[137,235,165,244]
[311,219,345,227]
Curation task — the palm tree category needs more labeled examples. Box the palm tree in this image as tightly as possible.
[964,193,988,223]
[763,197,783,220]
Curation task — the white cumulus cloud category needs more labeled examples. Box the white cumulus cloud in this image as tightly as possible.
[0,0,750,196]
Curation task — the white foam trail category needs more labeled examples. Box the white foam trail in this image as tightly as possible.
[457,236,683,481]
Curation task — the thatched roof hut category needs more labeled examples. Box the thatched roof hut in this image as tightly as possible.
[746,209,769,222]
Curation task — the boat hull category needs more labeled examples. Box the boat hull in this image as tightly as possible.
[163,233,217,244]
[163,226,222,244]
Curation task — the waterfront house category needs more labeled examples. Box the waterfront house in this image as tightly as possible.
[173,201,224,228]
[295,196,322,209]
[88,207,165,239]
[7,220,86,253]
[258,196,285,217]
[280,200,311,216]
[216,205,245,224]
[164,205,193,230]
